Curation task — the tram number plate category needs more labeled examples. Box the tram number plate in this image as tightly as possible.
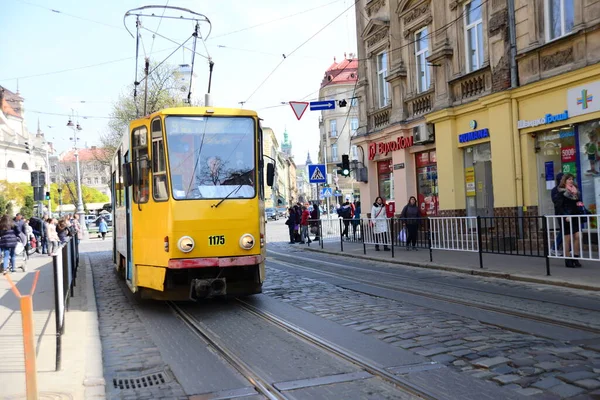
[208,235,225,246]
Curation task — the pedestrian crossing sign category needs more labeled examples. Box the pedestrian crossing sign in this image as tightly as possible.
[308,164,327,183]
[321,187,333,197]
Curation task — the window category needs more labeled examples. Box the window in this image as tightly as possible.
[51,178,56,183]
[132,126,150,204]
[351,145,359,161]
[415,28,431,93]
[86,177,92,184]
[376,52,390,108]
[151,118,169,201]
[465,0,484,72]
[329,119,337,137]
[350,97,358,107]
[66,166,71,173]
[546,0,574,41]
[7,160,14,168]
[331,144,338,162]
[94,177,99,185]
[51,165,57,173]
[21,163,29,170]
[351,117,359,135]
[101,176,107,184]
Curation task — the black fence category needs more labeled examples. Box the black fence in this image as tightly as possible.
[309,216,564,276]
[52,235,79,371]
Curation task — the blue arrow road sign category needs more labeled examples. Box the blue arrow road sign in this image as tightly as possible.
[308,164,327,183]
[321,187,333,197]
[310,100,335,111]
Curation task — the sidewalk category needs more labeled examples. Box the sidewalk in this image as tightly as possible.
[304,239,600,291]
[0,246,104,399]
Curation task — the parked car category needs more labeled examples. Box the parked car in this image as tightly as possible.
[276,207,287,217]
[265,207,279,221]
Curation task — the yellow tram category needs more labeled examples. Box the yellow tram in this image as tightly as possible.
[111,106,274,300]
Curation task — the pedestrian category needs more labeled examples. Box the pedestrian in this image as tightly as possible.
[300,206,312,244]
[550,172,564,256]
[285,207,296,244]
[370,196,390,251]
[56,218,70,244]
[294,204,302,243]
[399,196,422,250]
[337,198,353,240]
[310,202,320,241]
[46,218,59,256]
[352,201,361,241]
[0,214,21,274]
[555,173,583,268]
[98,217,108,240]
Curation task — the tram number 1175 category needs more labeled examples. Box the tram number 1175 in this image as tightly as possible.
[208,235,225,246]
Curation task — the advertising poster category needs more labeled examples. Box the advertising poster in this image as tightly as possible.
[465,167,476,197]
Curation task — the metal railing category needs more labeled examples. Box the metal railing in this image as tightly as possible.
[52,235,79,371]
[546,214,600,262]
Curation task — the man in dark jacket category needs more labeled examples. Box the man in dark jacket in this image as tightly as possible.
[550,172,564,255]
[310,202,320,241]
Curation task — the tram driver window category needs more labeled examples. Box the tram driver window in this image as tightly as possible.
[152,118,169,201]
[132,126,149,204]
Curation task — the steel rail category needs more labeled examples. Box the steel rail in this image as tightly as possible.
[236,299,439,400]
[168,302,286,400]
[268,257,600,337]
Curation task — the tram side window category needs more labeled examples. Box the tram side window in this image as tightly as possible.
[151,119,169,201]
[117,149,124,206]
[132,126,149,204]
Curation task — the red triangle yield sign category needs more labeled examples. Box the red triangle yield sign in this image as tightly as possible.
[289,101,309,120]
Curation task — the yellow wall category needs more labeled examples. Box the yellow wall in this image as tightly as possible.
[429,64,600,212]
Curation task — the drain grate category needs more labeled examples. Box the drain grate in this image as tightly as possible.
[113,371,167,390]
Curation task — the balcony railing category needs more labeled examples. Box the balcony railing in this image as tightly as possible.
[450,67,492,105]
[368,105,391,130]
[329,130,338,138]
[406,89,434,119]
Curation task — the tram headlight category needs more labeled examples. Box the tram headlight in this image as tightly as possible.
[177,236,195,253]
[239,234,255,250]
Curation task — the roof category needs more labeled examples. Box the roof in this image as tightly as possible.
[0,86,22,118]
[60,147,110,162]
[320,57,359,88]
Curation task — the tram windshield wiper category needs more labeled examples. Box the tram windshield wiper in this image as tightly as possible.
[211,184,244,208]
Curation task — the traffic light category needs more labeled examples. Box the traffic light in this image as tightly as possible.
[45,192,50,201]
[24,141,30,154]
[341,154,350,177]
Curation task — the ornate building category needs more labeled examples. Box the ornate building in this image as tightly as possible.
[57,146,112,200]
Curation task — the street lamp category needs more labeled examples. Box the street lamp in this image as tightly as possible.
[67,112,87,238]
[57,188,63,217]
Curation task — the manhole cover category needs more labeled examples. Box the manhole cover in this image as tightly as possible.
[113,370,169,390]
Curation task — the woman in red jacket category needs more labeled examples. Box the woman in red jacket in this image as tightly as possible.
[300,206,312,244]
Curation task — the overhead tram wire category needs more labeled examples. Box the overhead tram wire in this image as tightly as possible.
[149,0,171,56]
[241,0,360,106]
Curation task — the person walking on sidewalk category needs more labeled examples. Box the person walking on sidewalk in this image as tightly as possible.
[371,197,390,251]
[300,206,311,244]
[555,173,583,268]
[46,218,59,256]
[98,217,108,240]
[310,202,320,241]
[400,196,422,251]
[337,199,353,240]
[352,201,361,241]
[0,214,20,274]
[285,207,297,244]
[551,172,564,256]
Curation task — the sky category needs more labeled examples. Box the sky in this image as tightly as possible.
[0,0,358,164]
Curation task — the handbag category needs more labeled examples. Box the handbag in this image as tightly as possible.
[398,228,407,243]
[15,242,25,255]
[370,207,384,228]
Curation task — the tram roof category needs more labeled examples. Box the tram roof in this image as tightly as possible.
[138,107,259,120]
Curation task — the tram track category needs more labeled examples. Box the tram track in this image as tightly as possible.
[168,300,438,400]
[266,253,600,338]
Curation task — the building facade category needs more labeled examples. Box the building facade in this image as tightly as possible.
[318,55,360,202]
[58,146,112,200]
[354,0,600,218]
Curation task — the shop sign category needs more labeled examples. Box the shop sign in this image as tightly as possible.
[465,167,476,197]
[561,146,576,163]
[458,128,490,143]
[567,81,599,118]
[517,110,569,129]
[416,152,429,168]
[562,162,577,176]
[368,136,414,160]
[393,163,405,170]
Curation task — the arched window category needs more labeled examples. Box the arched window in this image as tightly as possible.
[7,160,14,168]
[21,163,29,170]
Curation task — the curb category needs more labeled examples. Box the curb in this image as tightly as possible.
[302,246,600,292]
[82,253,106,399]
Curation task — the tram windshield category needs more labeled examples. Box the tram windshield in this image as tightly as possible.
[165,116,256,200]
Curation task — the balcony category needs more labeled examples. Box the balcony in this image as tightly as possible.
[329,130,338,138]
[450,67,492,105]
[368,105,391,131]
[405,89,434,119]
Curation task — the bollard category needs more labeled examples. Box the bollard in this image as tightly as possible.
[5,271,41,400]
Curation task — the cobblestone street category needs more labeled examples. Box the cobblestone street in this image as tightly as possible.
[263,266,600,399]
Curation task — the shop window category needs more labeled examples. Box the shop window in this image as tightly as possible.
[465,0,484,72]
[378,159,394,201]
[464,142,493,217]
[415,27,430,93]
[577,121,600,220]
[546,0,574,41]
[376,52,390,108]
[416,151,438,216]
